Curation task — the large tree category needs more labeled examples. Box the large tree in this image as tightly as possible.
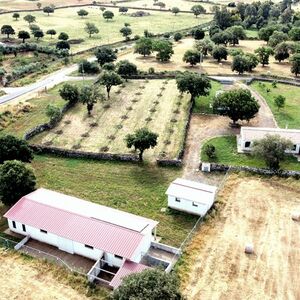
[116,60,137,80]
[34,29,44,41]
[183,49,201,66]
[171,7,180,15]
[254,46,274,67]
[153,40,174,62]
[212,89,260,126]
[103,10,114,21]
[0,135,33,164]
[0,160,36,206]
[125,128,158,161]
[134,37,153,57]
[176,72,211,103]
[120,26,132,40]
[59,83,80,105]
[12,13,20,21]
[85,22,99,37]
[290,53,300,76]
[58,32,69,40]
[24,14,36,24]
[194,38,214,56]
[226,25,246,46]
[212,45,228,62]
[43,6,54,16]
[252,134,293,170]
[77,9,89,18]
[46,29,56,38]
[79,85,102,115]
[56,40,70,50]
[99,71,123,98]
[274,42,291,62]
[18,30,30,43]
[95,46,117,66]
[1,25,15,38]
[112,269,182,300]
[268,31,288,48]
[191,5,206,18]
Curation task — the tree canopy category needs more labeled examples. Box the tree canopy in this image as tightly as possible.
[99,71,123,98]
[0,135,33,164]
[134,37,153,57]
[0,160,36,206]
[252,134,293,170]
[125,128,158,161]
[213,89,260,125]
[59,83,80,105]
[176,72,211,102]
[95,46,117,66]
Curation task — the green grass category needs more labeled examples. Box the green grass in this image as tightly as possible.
[201,135,300,171]
[245,29,258,38]
[251,81,300,129]
[0,80,91,138]
[0,7,212,53]
[193,80,223,114]
[32,155,197,247]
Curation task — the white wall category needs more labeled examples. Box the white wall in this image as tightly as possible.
[168,196,212,216]
[131,230,153,263]
[104,252,124,267]
[73,241,103,261]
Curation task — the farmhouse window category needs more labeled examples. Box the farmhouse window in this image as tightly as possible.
[175,198,181,202]
[85,244,94,250]
[292,144,297,151]
[22,224,26,232]
[40,229,47,234]
[114,254,123,260]
[12,221,16,229]
[245,141,251,148]
[192,202,198,207]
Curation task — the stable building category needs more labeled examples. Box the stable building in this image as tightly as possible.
[166,178,217,216]
[4,188,163,288]
[238,127,300,156]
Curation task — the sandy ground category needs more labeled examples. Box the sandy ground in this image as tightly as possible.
[119,38,295,78]
[0,249,89,300]
[180,174,300,300]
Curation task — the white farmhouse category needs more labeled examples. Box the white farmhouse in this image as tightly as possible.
[166,178,217,216]
[238,127,300,156]
[4,188,160,288]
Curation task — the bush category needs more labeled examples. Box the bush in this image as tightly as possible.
[203,144,216,158]
[148,67,155,74]
[78,59,100,74]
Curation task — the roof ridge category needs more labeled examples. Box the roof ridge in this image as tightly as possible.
[22,197,144,237]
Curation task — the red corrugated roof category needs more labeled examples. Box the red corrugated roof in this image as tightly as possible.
[4,197,144,259]
[110,260,149,289]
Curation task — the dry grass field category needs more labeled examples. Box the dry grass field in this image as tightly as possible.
[125,0,216,11]
[31,79,190,160]
[179,174,300,300]
[0,250,89,300]
[0,7,211,52]
[119,38,294,77]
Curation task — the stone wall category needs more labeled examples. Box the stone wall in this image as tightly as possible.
[201,162,300,179]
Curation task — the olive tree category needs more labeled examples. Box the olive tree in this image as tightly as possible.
[99,71,123,99]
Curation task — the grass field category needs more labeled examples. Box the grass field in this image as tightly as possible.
[119,38,294,77]
[0,80,88,137]
[194,80,222,114]
[180,174,300,299]
[0,248,108,300]
[201,135,300,171]
[251,81,300,129]
[31,154,197,246]
[0,7,211,53]
[31,79,190,160]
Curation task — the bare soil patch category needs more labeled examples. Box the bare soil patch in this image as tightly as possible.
[180,174,300,300]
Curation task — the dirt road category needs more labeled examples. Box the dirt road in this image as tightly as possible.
[180,175,300,300]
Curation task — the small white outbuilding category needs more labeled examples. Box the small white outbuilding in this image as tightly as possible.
[166,178,217,216]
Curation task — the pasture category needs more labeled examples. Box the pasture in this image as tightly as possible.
[180,174,300,299]
[32,154,197,247]
[0,7,211,52]
[31,79,191,160]
[119,38,294,77]
[251,81,300,129]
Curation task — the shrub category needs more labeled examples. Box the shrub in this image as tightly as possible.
[203,144,216,158]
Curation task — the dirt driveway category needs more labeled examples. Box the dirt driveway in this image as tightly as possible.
[182,82,277,183]
[180,175,300,300]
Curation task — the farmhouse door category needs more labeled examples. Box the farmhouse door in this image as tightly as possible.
[57,236,74,254]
